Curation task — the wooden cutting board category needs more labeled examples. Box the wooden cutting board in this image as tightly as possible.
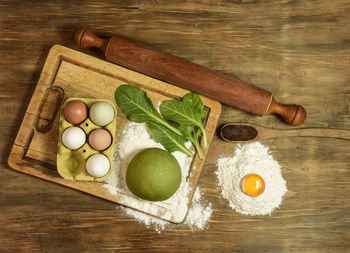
[8,45,221,223]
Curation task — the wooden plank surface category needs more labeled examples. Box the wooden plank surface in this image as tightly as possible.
[1,0,350,252]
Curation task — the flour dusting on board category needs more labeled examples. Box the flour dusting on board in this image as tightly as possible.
[216,142,287,216]
[103,122,212,232]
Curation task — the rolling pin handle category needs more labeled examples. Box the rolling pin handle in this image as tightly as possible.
[74,27,109,52]
[267,98,306,126]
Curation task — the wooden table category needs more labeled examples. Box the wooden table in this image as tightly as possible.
[1,1,349,252]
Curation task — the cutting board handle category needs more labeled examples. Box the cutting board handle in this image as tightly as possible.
[74,27,306,126]
[35,86,64,133]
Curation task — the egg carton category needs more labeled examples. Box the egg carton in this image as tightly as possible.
[57,98,117,181]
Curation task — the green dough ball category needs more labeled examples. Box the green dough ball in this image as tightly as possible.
[126,148,182,201]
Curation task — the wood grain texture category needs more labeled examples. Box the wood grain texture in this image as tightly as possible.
[1,0,350,252]
[219,123,350,142]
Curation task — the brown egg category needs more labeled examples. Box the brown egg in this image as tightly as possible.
[88,129,112,151]
[63,100,88,125]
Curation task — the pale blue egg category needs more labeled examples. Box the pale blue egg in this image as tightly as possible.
[89,102,115,126]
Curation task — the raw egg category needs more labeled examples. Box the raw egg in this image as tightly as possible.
[61,127,86,150]
[63,100,88,125]
[86,154,110,178]
[89,102,114,126]
[241,173,265,197]
[88,128,112,151]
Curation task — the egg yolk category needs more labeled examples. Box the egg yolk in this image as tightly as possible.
[241,174,265,197]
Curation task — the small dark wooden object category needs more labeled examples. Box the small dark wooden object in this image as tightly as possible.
[74,27,306,126]
[220,124,258,141]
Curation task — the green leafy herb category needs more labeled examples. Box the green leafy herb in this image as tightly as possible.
[178,125,204,159]
[177,92,207,159]
[114,85,207,159]
[182,92,206,121]
[146,122,193,157]
[115,85,181,136]
[159,100,208,149]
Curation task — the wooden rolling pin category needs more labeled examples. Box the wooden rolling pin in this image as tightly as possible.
[74,27,306,126]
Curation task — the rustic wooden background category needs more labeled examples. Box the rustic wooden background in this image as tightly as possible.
[1,0,350,252]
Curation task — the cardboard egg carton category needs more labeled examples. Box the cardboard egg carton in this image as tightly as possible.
[57,98,117,181]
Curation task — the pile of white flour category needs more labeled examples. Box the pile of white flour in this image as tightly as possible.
[103,122,212,232]
[216,142,287,216]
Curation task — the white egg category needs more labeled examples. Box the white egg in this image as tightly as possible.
[86,154,110,178]
[62,127,86,150]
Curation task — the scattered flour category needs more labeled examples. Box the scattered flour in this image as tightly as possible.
[184,187,213,230]
[103,122,212,232]
[120,186,212,233]
[216,142,287,216]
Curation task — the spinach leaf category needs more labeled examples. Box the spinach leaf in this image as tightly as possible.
[159,100,208,149]
[115,85,207,159]
[182,92,206,121]
[146,122,193,157]
[182,92,206,149]
[115,85,182,136]
[178,125,194,140]
[178,125,204,159]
